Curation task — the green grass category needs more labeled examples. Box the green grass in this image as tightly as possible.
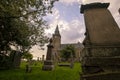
[0,61,82,80]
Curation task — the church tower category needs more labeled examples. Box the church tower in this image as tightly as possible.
[52,25,61,62]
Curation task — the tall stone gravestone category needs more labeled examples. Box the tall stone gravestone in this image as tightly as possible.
[10,51,22,68]
[42,39,54,70]
[80,3,120,80]
[42,55,45,62]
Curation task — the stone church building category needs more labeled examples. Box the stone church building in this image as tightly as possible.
[51,25,83,62]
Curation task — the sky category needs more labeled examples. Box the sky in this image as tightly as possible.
[31,0,120,59]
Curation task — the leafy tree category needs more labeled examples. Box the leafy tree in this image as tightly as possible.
[0,0,58,54]
[0,0,58,68]
[60,45,75,61]
[22,52,33,61]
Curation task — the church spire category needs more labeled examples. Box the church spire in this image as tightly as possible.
[54,25,61,36]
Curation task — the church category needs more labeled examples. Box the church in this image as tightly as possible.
[51,25,84,62]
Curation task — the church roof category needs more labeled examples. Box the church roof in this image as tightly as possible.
[60,42,84,50]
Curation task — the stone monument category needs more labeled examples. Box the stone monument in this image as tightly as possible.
[80,3,120,80]
[10,51,22,68]
[42,39,54,70]
[42,55,45,62]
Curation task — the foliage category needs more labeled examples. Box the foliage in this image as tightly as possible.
[0,0,58,54]
[60,45,75,61]
[22,52,33,60]
[0,62,81,80]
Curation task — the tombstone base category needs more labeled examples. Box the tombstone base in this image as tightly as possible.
[80,56,120,80]
[42,60,54,71]
[80,72,120,80]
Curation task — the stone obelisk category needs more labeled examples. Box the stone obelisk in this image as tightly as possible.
[42,39,54,70]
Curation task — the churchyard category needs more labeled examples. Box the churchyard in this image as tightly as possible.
[0,61,81,80]
[0,1,120,80]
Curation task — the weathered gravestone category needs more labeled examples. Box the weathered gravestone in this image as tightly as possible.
[42,55,45,62]
[80,3,120,80]
[10,50,22,69]
[70,53,74,68]
[25,60,32,73]
[42,39,54,70]
[37,57,39,61]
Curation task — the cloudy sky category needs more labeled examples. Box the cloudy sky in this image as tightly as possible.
[31,0,120,59]
[44,0,120,43]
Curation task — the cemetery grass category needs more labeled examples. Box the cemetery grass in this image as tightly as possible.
[0,61,82,80]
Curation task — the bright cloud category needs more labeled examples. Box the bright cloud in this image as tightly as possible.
[60,19,85,43]
[30,45,47,60]
[52,8,60,20]
[82,0,104,4]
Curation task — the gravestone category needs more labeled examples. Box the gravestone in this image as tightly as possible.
[42,39,54,70]
[25,59,32,73]
[37,57,39,61]
[10,51,22,68]
[70,53,74,68]
[80,3,120,80]
[42,55,45,62]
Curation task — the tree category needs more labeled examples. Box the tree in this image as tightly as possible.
[60,45,75,61]
[0,0,58,68]
[0,0,58,54]
[22,52,33,61]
